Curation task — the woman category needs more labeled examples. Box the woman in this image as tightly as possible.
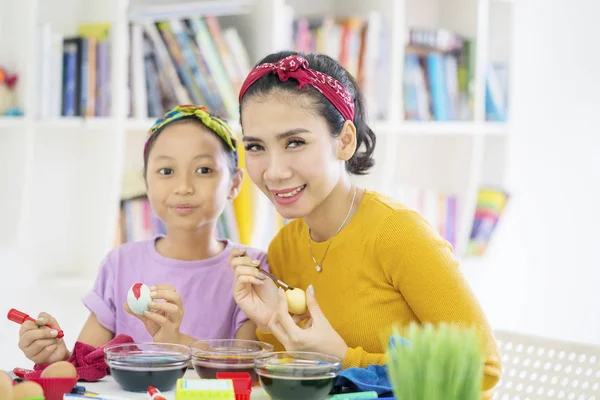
[230,51,501,395]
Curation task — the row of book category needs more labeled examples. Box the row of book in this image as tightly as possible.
[129,16,251,120]
[395,186,460,250]
[403,27,508,122]
[465,188,509,256]
[291,13,386,120]
[36,22,112,118]
[116,186,508,257]
[115,196,240,246]
[395,185,509,255]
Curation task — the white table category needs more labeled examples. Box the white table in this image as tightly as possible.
[74,369,271,399]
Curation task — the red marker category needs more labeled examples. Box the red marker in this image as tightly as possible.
[7,309,64,339]
[147,386,166,400]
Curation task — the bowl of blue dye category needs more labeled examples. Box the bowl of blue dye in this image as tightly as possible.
[104,342,191,392]
[254,351,342,400]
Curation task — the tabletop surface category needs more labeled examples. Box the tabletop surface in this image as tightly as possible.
[72,369,271,399]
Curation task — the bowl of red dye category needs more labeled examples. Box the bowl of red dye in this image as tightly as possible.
[104,342,191,392]
[254,351,342,400]
[190,339,274,383]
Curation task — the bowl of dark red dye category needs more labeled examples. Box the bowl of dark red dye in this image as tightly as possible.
[254,351,342,400]
[190,339,274,382]
[104,342,191,392]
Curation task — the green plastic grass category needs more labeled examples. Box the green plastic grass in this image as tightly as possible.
[386,322,483,400]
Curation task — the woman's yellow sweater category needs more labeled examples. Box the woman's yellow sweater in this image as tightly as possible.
[256,190,501,394]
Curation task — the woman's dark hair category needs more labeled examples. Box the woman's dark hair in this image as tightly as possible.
[239,51,376,175]
[143,117,237,179]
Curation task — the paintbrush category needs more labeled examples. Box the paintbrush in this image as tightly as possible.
[239,251,295,290]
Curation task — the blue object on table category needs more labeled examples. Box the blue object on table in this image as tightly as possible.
[335,334,410,397]
[336,365,393,396]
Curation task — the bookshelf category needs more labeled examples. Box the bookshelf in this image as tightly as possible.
[0,0,514,279]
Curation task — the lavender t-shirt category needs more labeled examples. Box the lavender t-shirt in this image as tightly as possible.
[81,237,268,342]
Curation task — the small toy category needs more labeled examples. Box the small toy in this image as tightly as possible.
[127,283,152,315]
[0,66,22,116]
[7,309,65,338]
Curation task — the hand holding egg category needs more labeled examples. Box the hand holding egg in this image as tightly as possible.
[268,286,350,361]
[125,283,184,344]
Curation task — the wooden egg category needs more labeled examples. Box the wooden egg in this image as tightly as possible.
[41,360,77,378]
[127,283,152,315]
[286,288,307,315]
[0,371,13,400]
[11,381,44,400]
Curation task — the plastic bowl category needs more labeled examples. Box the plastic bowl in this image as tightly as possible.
[254,351,342,400]
[190,339,274,382]
[23,375,78,400]
[104,342,191,392]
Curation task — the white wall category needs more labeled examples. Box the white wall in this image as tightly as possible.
[463,0,600,346]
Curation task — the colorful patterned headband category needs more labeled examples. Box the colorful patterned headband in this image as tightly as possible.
[238,55,355,121]
[144,105,238,159]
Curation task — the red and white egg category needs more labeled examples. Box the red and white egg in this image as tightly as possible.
[127,283,152,315]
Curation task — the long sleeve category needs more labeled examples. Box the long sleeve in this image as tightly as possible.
[376,210,502,393]
[342,347,386,369]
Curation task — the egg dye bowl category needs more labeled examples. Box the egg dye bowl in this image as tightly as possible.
[254,351,342,400]
[190,339,274,382]
[24,376,79,400]
[104,342,191,392]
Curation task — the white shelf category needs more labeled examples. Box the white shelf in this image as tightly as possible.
[0,117,28,129]
[374,121,509,136]
[0,0,515,271]
[35,117,119,130]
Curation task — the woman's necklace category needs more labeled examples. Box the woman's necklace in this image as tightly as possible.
[307,187,358,272]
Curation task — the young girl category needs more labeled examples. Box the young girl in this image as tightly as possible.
[230,52,502,396]
[17,105,268,365]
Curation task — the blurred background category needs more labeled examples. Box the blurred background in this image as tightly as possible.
[0,0,598,377]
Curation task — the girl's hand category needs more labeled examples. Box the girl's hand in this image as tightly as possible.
[268,287,349,361]
[230,248,280,331]
[18,312,70,364]
[125,284,183,344]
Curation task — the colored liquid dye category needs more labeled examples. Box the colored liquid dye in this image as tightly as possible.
[109,359,187,392]
[193,362,258,382]
[257,374,336,400]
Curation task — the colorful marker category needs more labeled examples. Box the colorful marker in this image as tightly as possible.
[148,386,167,400]
[7,309,64,338]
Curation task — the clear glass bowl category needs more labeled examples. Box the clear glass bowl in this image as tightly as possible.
[190,339,274,381]
[104,342,191,392]
[254,351,342,400]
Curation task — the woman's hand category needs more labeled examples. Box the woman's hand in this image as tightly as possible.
[18,312,70,365]
[268,287,349,361]
[125,284,183,344]
[230,248,280,331]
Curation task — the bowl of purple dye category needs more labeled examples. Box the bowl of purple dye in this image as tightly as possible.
[190,339,274,383]
[104,342,191,392]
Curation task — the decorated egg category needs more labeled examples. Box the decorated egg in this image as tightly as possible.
[286,288,307,315]
[127,283,152,315]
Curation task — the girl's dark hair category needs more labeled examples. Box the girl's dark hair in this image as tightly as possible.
[143,117,237,179]
[239,51,376,175]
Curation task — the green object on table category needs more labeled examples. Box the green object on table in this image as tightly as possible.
[330,391,379,399]
[386,322,483,400]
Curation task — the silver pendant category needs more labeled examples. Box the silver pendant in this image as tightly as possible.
[316,265,322,272]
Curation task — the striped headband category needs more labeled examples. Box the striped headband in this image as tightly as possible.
[144,105,238,162]
[238,55,355,121]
